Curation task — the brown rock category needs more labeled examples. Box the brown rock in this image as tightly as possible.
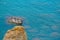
[3,26,27,40]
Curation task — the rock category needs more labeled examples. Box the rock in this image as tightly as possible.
[3,26,27,40]
[7,16,23,25]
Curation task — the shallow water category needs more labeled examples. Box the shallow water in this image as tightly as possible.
[0,0,60,40]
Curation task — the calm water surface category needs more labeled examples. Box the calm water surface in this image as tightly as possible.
[0,0,60,40]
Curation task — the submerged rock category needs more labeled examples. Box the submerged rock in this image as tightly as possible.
[3,26,27,40]
[7,16,23,25]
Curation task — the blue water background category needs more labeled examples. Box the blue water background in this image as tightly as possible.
[0,0,60,40]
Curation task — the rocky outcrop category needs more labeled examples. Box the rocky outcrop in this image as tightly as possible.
[3,26,27,40]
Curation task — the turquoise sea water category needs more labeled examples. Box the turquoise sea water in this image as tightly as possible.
[0,0,60,40]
